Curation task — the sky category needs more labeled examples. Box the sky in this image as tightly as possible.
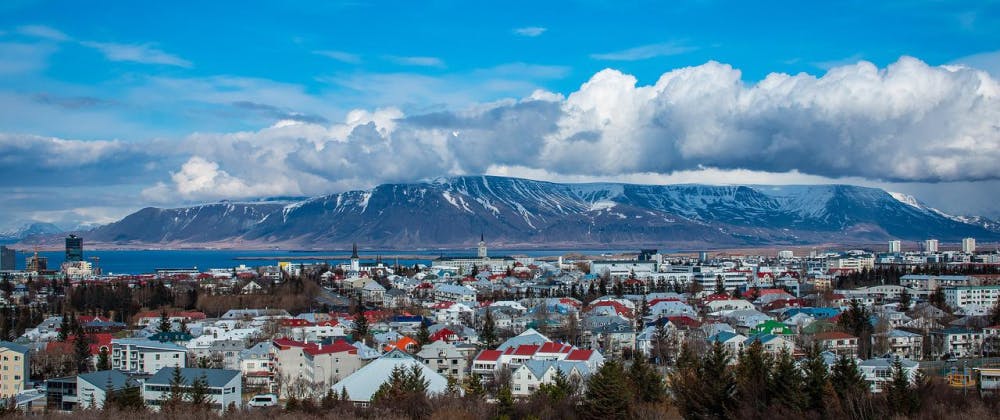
[1,0,1000,229]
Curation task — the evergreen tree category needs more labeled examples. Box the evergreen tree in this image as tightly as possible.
[351,301,370,345]
[416,320,431,346]
[479,308,497,348]
[165,365,186,408]
[58,313,70,341]
[769,347,805,412]
[496,383,515,418]
[96,347,110,371]
[537,368,575,403]
[188,373,209,408]
[579,360,633,419]
[735,339,772,414]
[157,310,172,334]
[114,382,145,411]
[285,395,300,411]
[801,345,831,415]
[830,354,867,403]
[179,319,190,335]
[320,389,338,410]
[714,275,726,295]
[628,351,665,403]
[899,288,912,311]
[73,332,93,374]
[885,357,917,416]
[699,341,738,418]
[464,373,485,399]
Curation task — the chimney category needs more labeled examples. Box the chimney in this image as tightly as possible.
[319,342,323,350]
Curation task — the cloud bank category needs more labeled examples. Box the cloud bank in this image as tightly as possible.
[3,57,999,217]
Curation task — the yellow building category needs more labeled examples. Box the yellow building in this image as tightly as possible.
[0,341,29,397]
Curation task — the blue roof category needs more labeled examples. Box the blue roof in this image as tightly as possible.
[0,341,29,354]
[146,368,240,388]
[709,331,741,343]
[78,370,130,391]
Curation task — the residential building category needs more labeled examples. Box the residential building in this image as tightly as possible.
[331,349,450,403]
[76,370,131,410]
[930,328,983,359]
[814,331,859,357]
[110,339,186,374]
[45,376,77,411]
[877,329,923,360]
[416,340,469,380]
[510,360,590,396]
[978,367,1000,395]
[0,341,29,397]
[962,238,976,254]
[433,284,477,304]
[943,285,1000,315]
[924,239,939,253]
[888,240,901,254]
[143,368,242,414]
[858,357,918,393]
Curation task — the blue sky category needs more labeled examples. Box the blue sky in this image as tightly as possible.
[1,0,1000,227]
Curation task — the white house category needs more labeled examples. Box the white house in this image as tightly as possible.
[143,368,242,413]
[331,349,450,403]
[510,360,590,396]
[111,339,186,374]
[76,370,131,410]
[858,357,918,393]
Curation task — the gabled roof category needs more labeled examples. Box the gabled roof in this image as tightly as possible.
[0,341,29,354]
[474,350,502,362]
[814,331,857,341]
[565,349,596,361]
[77,370,130,391]
[331,349,450,401]
[147,367,240,388]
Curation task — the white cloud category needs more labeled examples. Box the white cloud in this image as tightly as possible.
[591,41,697,61]
[951,49,1000,79]
[513,26,547,37]
[384,55,445,68]
[16,25,70,41]
[81,41,192,67]
[313,49,362,64]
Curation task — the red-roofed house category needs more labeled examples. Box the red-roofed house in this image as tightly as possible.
[272,338,363,390]
[473,340,605,375]
[46,333,114,369]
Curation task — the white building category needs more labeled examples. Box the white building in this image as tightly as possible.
[962,238,976,254]
[888,240,901,254]
[331,349,450,403]
[143,368,242,413]
[510,360,590,396]
[777,250,794,259]
[110,339,186,374]
[76,370,131,410]
[924,239,939,253]
[858,357,918,393]
[931,328,983,359]
[944,285,1000,314]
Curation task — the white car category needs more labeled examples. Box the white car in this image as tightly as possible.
[247,394,278,408]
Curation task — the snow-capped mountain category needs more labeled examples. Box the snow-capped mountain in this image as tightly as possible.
[0,221,64,242]
[76,176,1000,248]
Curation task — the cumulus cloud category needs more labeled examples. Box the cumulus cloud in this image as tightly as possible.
[8,56,1000,218]
[81,41,192,67]
[513,27,547,37]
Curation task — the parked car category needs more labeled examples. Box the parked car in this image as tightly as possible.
[247,393,278,408]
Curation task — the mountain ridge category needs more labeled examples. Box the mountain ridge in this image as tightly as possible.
[18,175,1000,248]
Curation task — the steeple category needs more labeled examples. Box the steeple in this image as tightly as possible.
[477,233,487,259]
[350,243,360,272]
[351,243,359,259]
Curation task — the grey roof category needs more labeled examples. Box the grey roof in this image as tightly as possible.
[146,368,240,388]
[112,338,186,352]
[331,349,449,402]
[78,370,130,392]
[520,360,591,379]
[240,341,273,359]
[858,357,918,369]
[0,341,29,354]
[496,328,550,351]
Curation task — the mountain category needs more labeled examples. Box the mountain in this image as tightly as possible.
[79,176,999,248]
[0,221,64,242]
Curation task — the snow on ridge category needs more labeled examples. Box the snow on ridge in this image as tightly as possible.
[888,192,923,209]
[589,200,617,212]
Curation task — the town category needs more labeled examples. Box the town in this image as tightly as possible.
[0,234,997,419]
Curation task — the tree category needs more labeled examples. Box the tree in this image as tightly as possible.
[157,310,172,334]
[628,351,664,403]
[164,365,186,408]
[372,364,431,419]
[416,320,431,347]
[885,357,917,416]
[58,313,70,341]
[480,308,497,348]
[838,300,874,357]
[801,345,832,416]
[463,373,485,400]
[96,347,110,371]
[735,339,772,414]
[929,286,948,311]
[899,288,912,311]
[538,368,576,403]
[73,332,93,374]
[179,319,191,335]
[113,382,145,411]
[714,275,726,295]
[579,360,633,419]
[989,297,1000,327]
[769,348,804,412]
[351,302,369,345]
[188,373,210,408]
[830,354,867,410]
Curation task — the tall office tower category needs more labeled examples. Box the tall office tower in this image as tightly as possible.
[65,234,83,262]
[888,240,901,254]
[924,239,939,253]
[962,238,976,254]
[0,246,14,270]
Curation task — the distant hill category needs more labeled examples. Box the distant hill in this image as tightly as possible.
[73,176,999,248]
[0,221,64,242]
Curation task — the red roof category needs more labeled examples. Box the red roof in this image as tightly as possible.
[506,344,540,357]
[47,333,113,356]
[757,289,787,296]
[537,342,573,354]
[815,331,858,341]
[303,340,357,356]
[429,328,457,342]
[667,316,703,329]
[565,349,594,361]
[279,319,313,327]
[703,293,731,302]
[475,350,502,362]
[648,298,680,306]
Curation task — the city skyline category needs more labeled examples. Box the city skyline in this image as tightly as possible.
[1,1,1000,229]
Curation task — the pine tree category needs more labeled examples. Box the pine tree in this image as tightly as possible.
[165,365,186,408]
[628,351,664,403]
[537,368,575,403]
[735,339,772,414]
[96,347,110,371]
[714,275,726,295]
[479,308,497,348]
[416,320,431,346]
[351,301,369,345]
[73,332,93,374]
[114,382,145,411]
[699,341,738,419]
[830,354,867,402]
[899,288,912,311]
[157,310,172,334]
[885,357,917,416]
[801,345,831,415]
[179,319,190,335]
[579,360,633,419]
[769,347,805,412]
[320,389,337,410]
[188,373,209,408]
[464,373,485,399]
[58,313,70,341]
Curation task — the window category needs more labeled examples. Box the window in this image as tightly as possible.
[155,354,161,360]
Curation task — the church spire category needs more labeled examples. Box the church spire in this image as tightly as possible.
[351,242,359,259]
